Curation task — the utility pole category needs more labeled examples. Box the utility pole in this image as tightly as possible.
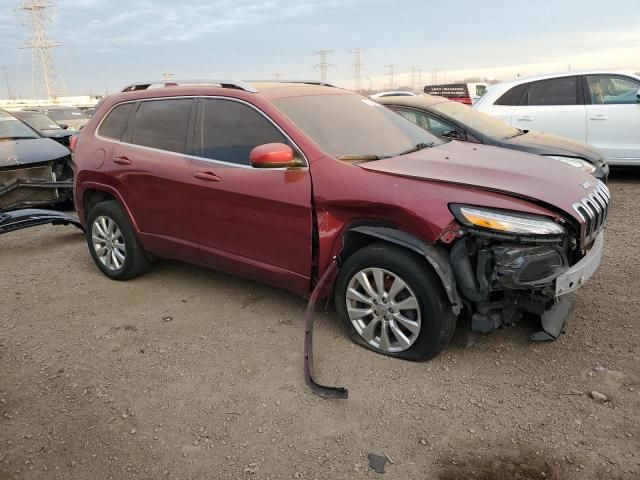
[410,66,423,91]
[313,49,334,82]
[161,71,174,80]
[1,67,13,100]
[385,64,398,90]
[349,48,365,93]
[17,0,66,101]
[274,72,283,80]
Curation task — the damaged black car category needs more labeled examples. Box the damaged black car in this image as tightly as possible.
[0,109,74,212]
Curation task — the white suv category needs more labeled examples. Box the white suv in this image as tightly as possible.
[474,70,640,165]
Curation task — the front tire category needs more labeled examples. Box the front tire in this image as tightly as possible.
[335,243,456,361]
[86,200,150,280]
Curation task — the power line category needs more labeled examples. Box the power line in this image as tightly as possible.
[313,49,335,82]
[17,0,67,100]
[385,64,398,90]
[349,48,365,93]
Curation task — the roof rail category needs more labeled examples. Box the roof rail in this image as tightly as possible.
[248,79,343,89]
[120,79,258,93]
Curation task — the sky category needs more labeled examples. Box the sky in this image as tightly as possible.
[1,0,639,98]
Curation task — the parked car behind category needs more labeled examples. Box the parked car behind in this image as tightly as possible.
[0,109,74,211]
[74,80,608,360]
[376,94,608,181]
[13,110,77,147]
[22,105,90,131]
[474,70,640,165]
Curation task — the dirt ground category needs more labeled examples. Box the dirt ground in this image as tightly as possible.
[1,170,639,480]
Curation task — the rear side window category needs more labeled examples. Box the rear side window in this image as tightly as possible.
[194,98,287,165]
[98,103,135,141]
[527,77,578,106]
[131,99,192,153]
[494,84,528,106]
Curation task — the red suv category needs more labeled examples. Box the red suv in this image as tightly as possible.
[74,80,608,360]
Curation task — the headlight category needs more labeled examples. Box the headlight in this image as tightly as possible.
[545,156,596,174]
[450,205,566,235]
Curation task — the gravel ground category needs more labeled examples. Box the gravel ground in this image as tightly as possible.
[1,170,639,480]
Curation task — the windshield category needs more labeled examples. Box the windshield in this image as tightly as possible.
[430,100,518,139]
[43,108,88,121]
[16,113,63,131]
[273,94,443,159]
[0,113,39,140]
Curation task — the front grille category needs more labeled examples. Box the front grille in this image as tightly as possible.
[571,180,610,245]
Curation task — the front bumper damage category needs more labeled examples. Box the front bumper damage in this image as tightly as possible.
[0,162,73,212]
[450,231,604,342]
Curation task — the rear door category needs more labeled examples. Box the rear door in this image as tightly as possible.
[188,97,313,293]
[102,98,200,261]
[510,76,587,141]
[584,74,640,162]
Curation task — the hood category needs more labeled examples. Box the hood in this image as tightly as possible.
[0,137,70,168]
[360,140,599,221]
[500,131,604,165]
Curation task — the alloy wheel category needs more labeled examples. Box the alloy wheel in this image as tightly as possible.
[91,215,126,271]
[345,267,421,353]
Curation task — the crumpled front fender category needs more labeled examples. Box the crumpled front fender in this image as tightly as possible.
[0,209,84,235]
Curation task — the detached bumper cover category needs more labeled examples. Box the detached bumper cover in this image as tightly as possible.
[0,209,83,235]
[555,232,604,296]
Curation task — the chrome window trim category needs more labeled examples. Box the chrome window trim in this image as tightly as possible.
[94,95,309,170]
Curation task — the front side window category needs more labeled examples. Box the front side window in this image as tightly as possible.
[98,102,135,141]
[131,99,192,153]
[273,94,442,159]
[586,75,640,104]
[527,77,578,106]
[194,98,287,165]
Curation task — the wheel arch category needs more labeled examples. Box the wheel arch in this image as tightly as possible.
[339,225,462,315]
[80,183,140,233]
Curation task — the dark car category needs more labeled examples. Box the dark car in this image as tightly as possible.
[13,110,76,147]
[0,109,74,211]
[376,94,609,181]
[74,80,607,362]
[22,106,89,130]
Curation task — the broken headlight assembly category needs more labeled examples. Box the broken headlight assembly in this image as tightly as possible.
[449,205,566,237]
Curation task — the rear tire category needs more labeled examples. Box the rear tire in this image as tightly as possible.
[335,243,456,361]
[86,200,150,280]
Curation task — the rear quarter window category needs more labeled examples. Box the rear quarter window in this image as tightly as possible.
[98,103,135,141]
[494,83,528,106]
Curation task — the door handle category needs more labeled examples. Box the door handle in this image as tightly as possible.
[516,115,533,121]
[590,114,608,120]
[193,171,221,182]
[113,155,132,165]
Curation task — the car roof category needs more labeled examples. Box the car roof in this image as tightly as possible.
[375,94,449,109]
[102,81,355,108]
[477,69,640,105]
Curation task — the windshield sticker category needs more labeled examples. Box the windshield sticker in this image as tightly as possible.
[361,99,383,107]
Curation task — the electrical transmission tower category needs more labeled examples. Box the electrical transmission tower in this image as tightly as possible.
[409,66,424,92]
[385,64,398,90]
[17,0,66,100]
[313,49,334,82]
[349,48,365,93]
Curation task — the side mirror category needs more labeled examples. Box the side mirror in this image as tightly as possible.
[249,143,296,168]
[58,123,69,130]
[442,130,460,139]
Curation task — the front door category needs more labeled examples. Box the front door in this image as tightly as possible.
[189,97,313,294]
[585,74,640,162]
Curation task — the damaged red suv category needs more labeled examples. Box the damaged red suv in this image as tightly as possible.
[74,80,608,360]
